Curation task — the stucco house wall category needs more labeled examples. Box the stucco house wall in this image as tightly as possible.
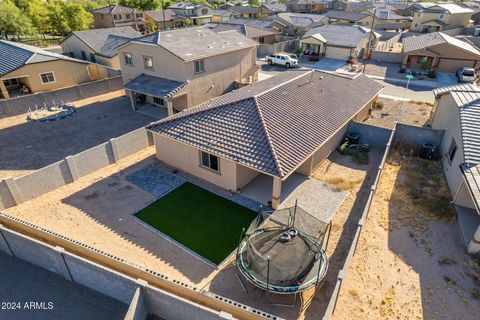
[411,11,472,32]
[2,60,94,94]
[61,35,119,69]
[431,93,465,198]
[118,42,257,109]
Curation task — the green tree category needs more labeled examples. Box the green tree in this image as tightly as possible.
[68,0,115,12]
[119,0,161,11]
[47,0,92,35]
[146,19,158,33]
[0,0,34,39]
[24,0,50,37]
[248,0,260,6]
[47,0,71,35]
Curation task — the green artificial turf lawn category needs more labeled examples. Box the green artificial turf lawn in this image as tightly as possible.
[135,182,257,264]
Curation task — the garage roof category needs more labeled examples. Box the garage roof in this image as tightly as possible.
[148,70,382,179]
[402,32,480,56]
[303,25,379,48]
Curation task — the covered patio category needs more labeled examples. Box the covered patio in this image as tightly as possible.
[124,73,189,116]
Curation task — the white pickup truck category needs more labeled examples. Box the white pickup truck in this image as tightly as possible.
[265,53,298,68]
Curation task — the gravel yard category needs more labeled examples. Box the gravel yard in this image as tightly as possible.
[0,90,155,179]
[365,97,433,129]
[332,151,480,320]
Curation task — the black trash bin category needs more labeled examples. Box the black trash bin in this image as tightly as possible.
[420,142,436,160]
[346,132,360,144]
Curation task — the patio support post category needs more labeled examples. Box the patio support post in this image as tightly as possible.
[165,99,174,117]
[0,80,10,99]
[271,177,282,209]
[127,90,137,111]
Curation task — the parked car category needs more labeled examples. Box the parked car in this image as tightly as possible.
[265,53,298,68]
[456,67,476,83]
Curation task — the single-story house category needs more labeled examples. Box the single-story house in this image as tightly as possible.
[268,12,327,35]
[0,40,111,99]
[431,84,480,254]
[402,32,480,72]
[300,25,380,60]
[147,70,382,208]
[60,27,141,69]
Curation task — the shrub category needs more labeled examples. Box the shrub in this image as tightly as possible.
[376,100,385,110]
[294,47,303,55]
[428,70,437,79]
[399,67,406,73]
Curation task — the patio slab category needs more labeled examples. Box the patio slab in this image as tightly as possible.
[306,58,347,72]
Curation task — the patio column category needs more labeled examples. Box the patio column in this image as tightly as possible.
[165,99,173,117]
[271,177,282,209]
[127,89,137,111]
[0,80,9,99]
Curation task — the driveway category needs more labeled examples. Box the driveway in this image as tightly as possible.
[436,72,458,86]
[311,58,347,72]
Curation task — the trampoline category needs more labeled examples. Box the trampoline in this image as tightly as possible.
[236,202,330,295]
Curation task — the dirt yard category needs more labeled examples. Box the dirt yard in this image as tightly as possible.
[365,97,433,129]
[332,150,480,320]
[0,90,155,179]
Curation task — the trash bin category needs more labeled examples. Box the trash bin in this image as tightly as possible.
[420,142,436,160]
[346,132,360,144]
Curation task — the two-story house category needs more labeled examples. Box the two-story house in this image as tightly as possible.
[288,0,334,14]
[168,2,213,25]
[144,10,187,30]
[116,27,258,116]
[409,2,473,32]
[91,4,146,31]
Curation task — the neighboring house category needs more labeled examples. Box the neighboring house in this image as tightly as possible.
[210,9,235,22]
[91,4,146,31]
[402,32,480,72]
[408,2,473,32]
[430,84,480,254]
[288,0,335,14]
[326,9,411,30]
[261,3,288,14]
[460,1,480,25]
[147,70,382,208]
[346,1,375,13]
[228,6,265,18]
[116,27,258,115]
[144,10,187,30]
[0,40,111,99]
[301,25,380,60]
[168,2,213,25]
[268,12,327,35]
[60,27,141,69]
[207,22,280,44]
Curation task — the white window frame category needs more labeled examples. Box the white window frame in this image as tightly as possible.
[39,71,56,84]
[194,59,205,74]
[199,151,220,173]
[124,52,133,66]
[143,55,154,70]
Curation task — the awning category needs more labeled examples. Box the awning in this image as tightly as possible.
[124,74,188,99]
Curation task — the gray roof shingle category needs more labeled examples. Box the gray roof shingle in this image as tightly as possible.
[326,10,369,22]
[0,40,88,77]
[148,70,383,178]
[65,27,141,57]
[433,84,480,164]
[91,4,137,14]
[124,74,189,99]
[126,26,257,62]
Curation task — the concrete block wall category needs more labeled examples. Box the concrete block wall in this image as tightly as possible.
[0,76,123,117]
[73,142,115,177]
[114,128,152,160]
[14,160,73,202]
[0,180,15,210]
[347,121,394,147]
[0,128,153,210]
[0,219,277,320]
[393,123,445,148]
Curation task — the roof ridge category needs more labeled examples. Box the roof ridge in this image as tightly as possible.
[252,95,283,177]
[254,70,311,100]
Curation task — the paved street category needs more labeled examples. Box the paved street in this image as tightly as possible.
[374,79,435,102]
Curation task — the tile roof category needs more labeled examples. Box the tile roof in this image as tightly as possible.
[433,84,480,164]
[125,26,257,62]
[124,74,188,99]
[262,3,287,13]
[271,12,325,28]
[64,27,141,58]
[402,32,480,56]
[0,40,88,77]
[326,10,369,22]
[421,19,449,27]
[228,5,262,14]
[207,22,278,39]
[304,25,376,48]
[461,163,480,211]
[148,70,383,178]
